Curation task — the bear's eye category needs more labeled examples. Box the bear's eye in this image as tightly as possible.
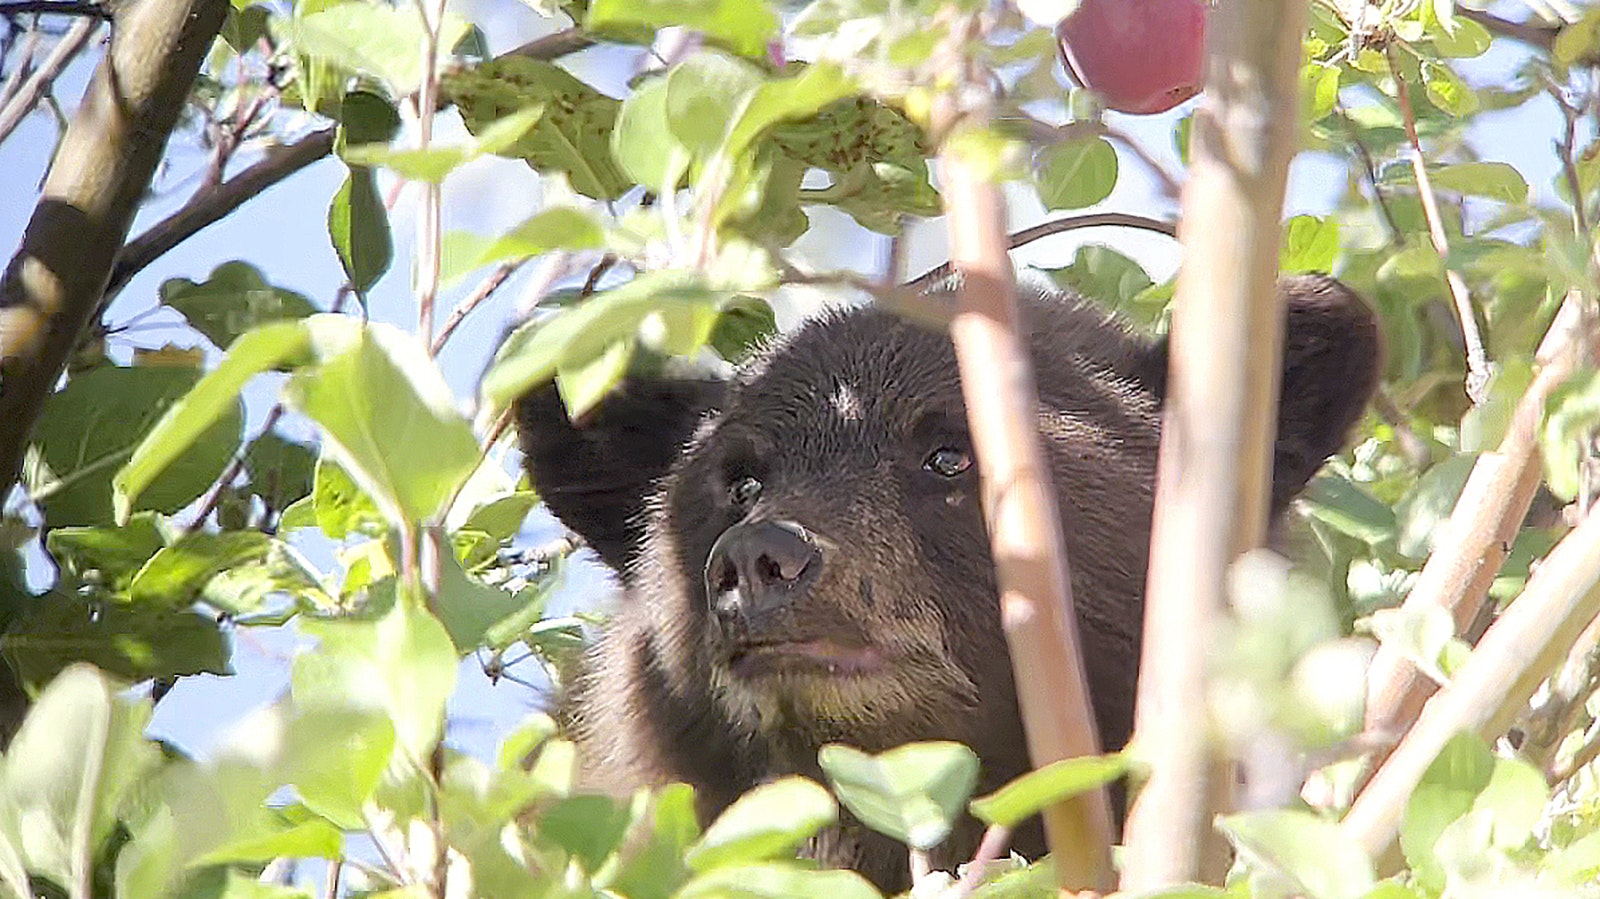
[923,447,972,478]
[728,476,763,506]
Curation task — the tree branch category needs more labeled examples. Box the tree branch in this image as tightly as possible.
[0,2,110,18]
[102,127,337,300]
[1343,500,1600,860]
[0,13,97,144]
[904,212,1177,290]
[1458,8,1559,51]
[934,14,1114,893]
[1118,0,1307,887]
[0,0,228,499]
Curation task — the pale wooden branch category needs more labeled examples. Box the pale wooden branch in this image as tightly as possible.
[1362,291,1589,748]
[1117,0,1307,888]
[0,13,97,144]
[934,15,1113,894]
[1342,504,1600,859]
[0,0,228,499]
[1390,50,1490,404]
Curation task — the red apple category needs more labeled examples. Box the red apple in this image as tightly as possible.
[1056,0,1208,115]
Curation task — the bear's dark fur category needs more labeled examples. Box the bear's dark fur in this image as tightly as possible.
[515,274,1381,889]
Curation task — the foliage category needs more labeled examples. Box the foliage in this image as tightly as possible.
[3,0,1600,897]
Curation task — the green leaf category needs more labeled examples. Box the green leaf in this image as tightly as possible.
[199,542,331,617]
[441,206,606,285]
[817,742,980,850]
[665,51,764,158]
[32,366,241,529]
[612,75,692,194]
[1219,809,1375,899]
[45,513,166,592]
[685,777,837,871]
[1036,137,1117,210]
[709,296,777,363]
[445,57,630,199]
[1299,474,1397,546]
[284,328,480,525]
[243,432,317,513]
[1427,162,1528,203]
[311,456,389,540]
[479,272,723,410]
[169,868,315,899]
[1365,605,1466,688]
[294,593,457,760]
[1037,244,1154,306]
[1544,830,1600,886]
[0,665,158,895]
[1393,454,1476,560]
[433,547,539,652]
[128,531,273,609]
[1301,63,1340,122]
[969,753,1128,829]
[278,2,468,96]
[587,0,779,58]
[1543,368,1600,501]
[343,104,544,184]
[280,704,395,828]
[1399,732,1493,892]
[725,63,857,159]
[1421,61,1477,116]
[1281,215,1340,274]
[328,167,393,295]
[537,793,634,870]
[2,598,227,689]
[160,262,317,349]
[337,89,401,146]
[677,863,882,899]
[113,319,323,524]
[595,785,700,899]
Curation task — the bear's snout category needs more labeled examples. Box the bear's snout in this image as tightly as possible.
[704,519,822,634]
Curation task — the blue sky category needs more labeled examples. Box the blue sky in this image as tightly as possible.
[0,1,1564,761]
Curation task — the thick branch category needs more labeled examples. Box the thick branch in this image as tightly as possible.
[1458,8,1559,50]
[1343,503,1600,858]
[0,2,110,18]
[935,23,1114,894]
[0,0,228,497]
[1118,0,1307,888]
[103,127,336,300]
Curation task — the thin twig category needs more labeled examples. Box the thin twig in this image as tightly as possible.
[502,26,594,61]
[183,405,285,535]
[904,212,1177,290]
[1336,102,1403,247]
[322,859,342,899]
[948,824,1014,899]
[0,26,41,110]
[431,260,522,355]
[415,0,446,352]
[1100,123,1183,200]
[579,253,616,297]
[0,14,96,144]
[1390,50,1490,404]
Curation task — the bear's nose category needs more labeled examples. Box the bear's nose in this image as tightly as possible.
[705,520,821,626]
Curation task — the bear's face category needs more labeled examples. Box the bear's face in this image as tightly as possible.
[647,303,1165,757]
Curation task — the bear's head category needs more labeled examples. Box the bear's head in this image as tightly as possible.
[515,273,1380,881]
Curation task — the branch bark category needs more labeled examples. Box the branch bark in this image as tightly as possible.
[0,13,98,144]
[1118,0,1307,888]
[0,0,228,498]
[1342,501,1600,859]
[1362,291,1589,748]
[934,18,1114,894]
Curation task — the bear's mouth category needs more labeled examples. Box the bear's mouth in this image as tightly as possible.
[726,639,886,678]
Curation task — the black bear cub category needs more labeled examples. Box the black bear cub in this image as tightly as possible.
[516,274,1380,889]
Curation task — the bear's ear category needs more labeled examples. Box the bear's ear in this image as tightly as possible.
[517,376,725,578]
[1140,274,1381,514]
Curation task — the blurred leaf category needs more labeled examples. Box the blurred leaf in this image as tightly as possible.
[0,665,158,892]
[686,777,836,871]
[312,456,389,540]
[1543,368,1600,502]
[1428,162,1527,203]
[281,704,395,828]
[1035,136,1117,210]
[128,531,272,609]
[595,784,701,899]
[1299,475,1397,546]
[1281,215,1340,274]
[1219,809,1375,899]
[709,296,777,363]
[1394,454,1476,560]
[666,51,764,158]
[278,2,468,96]
[46,513,166,592]
[969,753,1127,829]
[440,206,605,285]
[587,0,779,57]
[1037,244,1153,305]
[818,742,979,850]
[1365,604,1465,688]
[677,863,882,899]
[612,76,692,194]
[1421,61,1477,116]
[1401,732,1493,892]
[538,793,634,870]
[160,262,317,349]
